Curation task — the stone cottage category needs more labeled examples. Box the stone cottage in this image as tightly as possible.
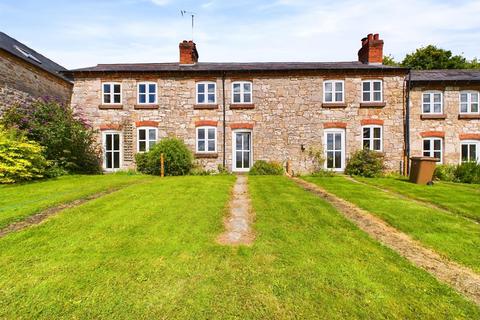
[65,34,479,173]
[0,31,72,114]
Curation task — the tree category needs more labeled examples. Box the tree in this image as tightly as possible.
[382,54,400,67]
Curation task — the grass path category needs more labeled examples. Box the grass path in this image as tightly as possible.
[0,174,150,229]
[304,176,480,273]
[0,176,478,318]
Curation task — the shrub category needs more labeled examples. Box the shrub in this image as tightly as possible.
[454,162,480,184]
[249,160,284,175]
[433,164,456,182]
[135,137,193,176]
[345,149,385,178]
[0,126,49,183]
[1,99,102,174]
[311,169,336,177]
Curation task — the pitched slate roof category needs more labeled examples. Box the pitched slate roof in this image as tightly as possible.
[410,69,480,82]
[67,61,406,74]
[0,31,71,82]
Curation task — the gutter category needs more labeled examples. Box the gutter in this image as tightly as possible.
[405,71,412,175]
[222,71,226,169]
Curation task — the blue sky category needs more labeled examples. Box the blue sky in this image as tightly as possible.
[1,0,479,68]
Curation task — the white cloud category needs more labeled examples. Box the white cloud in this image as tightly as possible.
[150,0,169,6]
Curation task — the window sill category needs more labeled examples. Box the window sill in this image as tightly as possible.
[134,104,159,110]
[359,102,386,108]
[195,152,219,159]
[194,104,218,110]
[458,114,480,119]
[321,103,347,108]
[99,104,123,110]
[230,103,255,110]
[421,114,446,120]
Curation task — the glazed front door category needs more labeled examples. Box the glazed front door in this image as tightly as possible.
[233,131,252,172]
[103,132,121,171]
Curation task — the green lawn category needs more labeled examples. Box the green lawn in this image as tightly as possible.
[354,176,480,222]
[0,174,150,229]
[304,176,480,273]
[0,175,477,318]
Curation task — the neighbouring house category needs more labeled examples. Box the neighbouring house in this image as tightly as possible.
[0,31,72,114]
[65,34,480,173]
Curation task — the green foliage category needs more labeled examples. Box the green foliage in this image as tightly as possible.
[249,160,284,175]
[382,54,400,66]
[433,164,456,182]
[345,149,385,178]
[0,126,49,183]
[1,100,102,174]
[190,163,216,176]
[310,169,336,177]
[434,162,480,184]
[401,45,479,70]
[306,146,325,173]
[135,137,193,176]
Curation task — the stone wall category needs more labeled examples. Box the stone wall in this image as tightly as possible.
[71,70,407,173]
[409,84,480,165]
[0,51,72,114]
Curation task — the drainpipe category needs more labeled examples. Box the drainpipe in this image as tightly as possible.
[405,71,412,175]
[222,72,226,169]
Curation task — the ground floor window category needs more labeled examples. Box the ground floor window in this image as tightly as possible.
[102,131,121,170]
[422,138,442,163]
[324,129,345,171]
[137,127,157,152]
[362,125,382,151]
[461,141,479,163]
[196,126,216,152]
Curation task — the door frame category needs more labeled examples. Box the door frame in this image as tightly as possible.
[324,128,346,171]
[102,130,123,172]
[232,129,253,172]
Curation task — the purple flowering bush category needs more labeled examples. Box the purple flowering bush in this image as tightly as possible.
[1,99,102,174]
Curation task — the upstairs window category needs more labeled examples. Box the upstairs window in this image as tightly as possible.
[232,81,252,104]
[461,141,479,163]
[362,80,383,102]
[102,83,121,104]
[137,127,157,152]
[460,91,479,114]
[324,80,344,103]
[423,137,443,163]
[196,126,216,153]
[196,82,216,104]
[362,125,382,151]
[138,82,157,104]
[422,91,443,114]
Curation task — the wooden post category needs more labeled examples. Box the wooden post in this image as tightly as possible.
[160,153,164,177]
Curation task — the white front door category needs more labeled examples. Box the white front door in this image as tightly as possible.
[324,129,345,171]
[232,131,252,172]
[103,132,121,171]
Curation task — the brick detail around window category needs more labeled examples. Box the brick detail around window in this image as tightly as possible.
[459,133,480,140]
[135,120,159,127]
[420,131,445,138]
[195,120,218,127]
[323,122,347,129]
[99,124,122,131]
[360,119,384,126]
[123,122,134,163]
[230,123,254,130]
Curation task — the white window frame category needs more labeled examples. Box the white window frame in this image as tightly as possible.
[137,82,157,105]
[232,130,253,172]
[231,81,253,104]
[196,126,217,153]
[459,91,480,114]
[136,127,158,153]
[324,128,346,171]
[102,131,122,171]
[102,82,122,105]
[422,91,443,114]
[361,80,383,102]
[323,80,344,103]
[196,82,217,104]
[422,137,443,164]
[460,140,480,163]
[362,125,383,152]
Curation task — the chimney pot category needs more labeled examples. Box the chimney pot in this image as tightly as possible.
[358,33,384,64]
[373,33,379,40]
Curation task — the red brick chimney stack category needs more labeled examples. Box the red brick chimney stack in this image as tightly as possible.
[179,40,199,65]
[358,33,384,64]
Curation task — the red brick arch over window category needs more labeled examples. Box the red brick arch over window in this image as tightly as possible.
[459,133,480,140]
[420,131,445,138]
[323,122,347,129]
[195,120,218,127]
[230,123,254,130]
[360,119,384,126]
[135,120,158,127]
[100,124,122,131]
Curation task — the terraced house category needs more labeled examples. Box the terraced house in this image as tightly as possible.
[65,34,480,173]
